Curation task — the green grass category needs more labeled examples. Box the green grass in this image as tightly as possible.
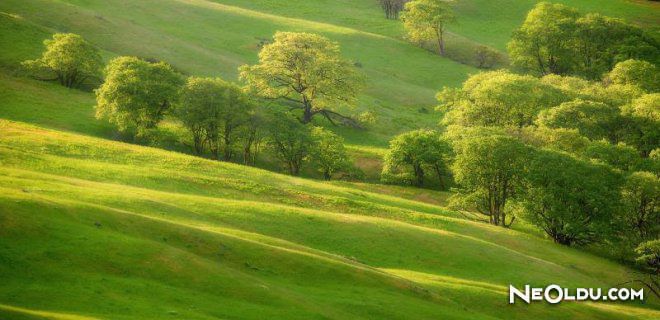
[1,120,659,319]
[1,1,659,319]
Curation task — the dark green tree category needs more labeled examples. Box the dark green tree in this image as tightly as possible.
[382,129,453,188]
[267,113,313,175]
[521,149,623,246]
[450,133,530,227]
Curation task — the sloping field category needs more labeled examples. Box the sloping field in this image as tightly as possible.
[1,120,659,319]
[1,0,655,146]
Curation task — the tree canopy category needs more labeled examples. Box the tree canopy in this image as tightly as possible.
[267,112,313,176]
[619,172,659,241]
[95,56,183,137]
[606,59,660,93]
[176,77,253,160]
[521,149,623,246]
[240,32,363,125]
[439,70,566,128]
[382,129,453,188]
[309,127,351,180]
[508,2,659,79]
[536,99,622,143]
[450,132,530,227]
[22,33,102,88]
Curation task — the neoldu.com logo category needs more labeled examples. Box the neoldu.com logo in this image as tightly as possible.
[509,284,644,304]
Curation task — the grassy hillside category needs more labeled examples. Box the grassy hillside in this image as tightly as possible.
[1,1,659,319]
[1,0,656,147]
[1,119,659,319]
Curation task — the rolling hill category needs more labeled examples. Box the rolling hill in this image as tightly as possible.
[1,120,659,319]
[1,0,659,319]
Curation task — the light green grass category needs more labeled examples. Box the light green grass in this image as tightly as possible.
[1,120,659,319]
[1,1,659,319]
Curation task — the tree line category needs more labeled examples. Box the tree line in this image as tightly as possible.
[379,2,659,281]
[22,31,365,180]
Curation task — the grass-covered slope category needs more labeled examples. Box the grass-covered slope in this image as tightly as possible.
[2,0,656,147]
[1,119,659,320]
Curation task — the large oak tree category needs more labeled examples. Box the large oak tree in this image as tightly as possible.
[240,32,363,125]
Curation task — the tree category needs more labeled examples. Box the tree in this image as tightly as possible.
[606,60,660,93]
[267,113,313,175]
[633,240,660,298]
[240,32,363,125]
[573,14,659,80]
[22,33,102,88]
[536,99,623,143]
[239,107,269,166]
[379,0,407,19]
[382,129,453,188]
[584,140,642,172]
[474,45,503,69]
[450,133,529,227]
[621,94,660,157]
[508,3,659,79]
[438,70,566,128]
[309,127,351,180]
[619,172,659,241]
[508,2,579,75]
[176,77,252,160]
[95,57,183,137]
[401,0,455,56]
[521,149,623,246]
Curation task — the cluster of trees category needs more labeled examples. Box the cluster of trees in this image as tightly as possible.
[508,2,659,79]
[384,62,658,254]
[25,32,363,180]
[379,0,408,19]
[396,0,503,69]
[383,4,658,265]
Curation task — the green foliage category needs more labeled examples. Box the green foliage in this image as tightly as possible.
[536,98,622,142]
[520,126,591,155]
[474,45,503,69]
[450,132,530,227]
[239,32,363,124]
[266,112,313,175]
[540,73,646,108]
[508,2,659,79]
[620,93,660,156]
[635,240,660,274]
[508,2,580,76]
[2,120,657,319]
[95,56,183,137]
[620,172,659,241]
[439,70,566,128]
[584,140,642,172]
[309,127,351,180]
[382,129,453,189]
[521,149,623,246]
[21,33,102,88]
[401,0,456,56]
[176,77,253,160]
[606,59,660,93]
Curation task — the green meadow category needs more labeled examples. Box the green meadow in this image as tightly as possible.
[0,0,659,319]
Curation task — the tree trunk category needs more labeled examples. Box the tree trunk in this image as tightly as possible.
[436,28,445,56]
[413,164,424,187]
[302,95,313,123]
[223,128,233,161]
[193,133,204,155]
[323,170,331,181]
